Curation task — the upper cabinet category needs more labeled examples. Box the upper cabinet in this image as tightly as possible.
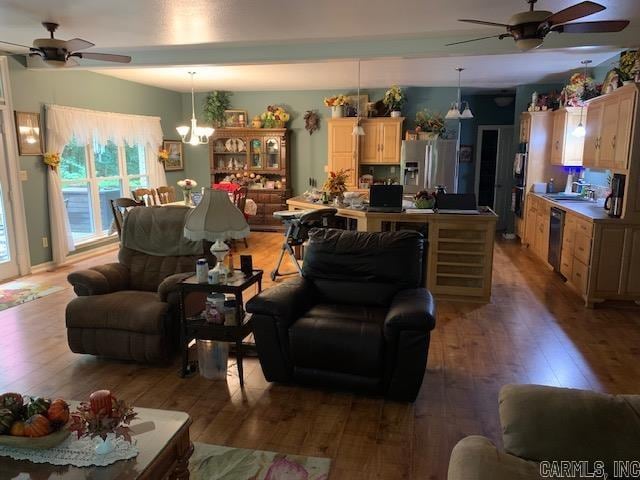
[358,118,404,165]
[583,85,636,171]
[550,107,585,167]
[327,119,358,188]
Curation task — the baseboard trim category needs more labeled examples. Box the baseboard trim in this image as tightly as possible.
[30,243,119,274]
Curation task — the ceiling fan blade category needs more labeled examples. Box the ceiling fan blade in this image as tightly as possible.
[65,38,95,52]
[0,39,32,50]
[71,52,131,63]
[552,20,630,34]
[545,1,606,27]
[458,19,510,28]
[446,34,507,46]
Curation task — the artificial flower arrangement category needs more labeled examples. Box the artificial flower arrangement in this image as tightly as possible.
[414,190,436,209]
[323,95,349,107]
[68,390,137,447]
[561,72,599,107]
[260,105,290,128]
[322,169,351,198]
[382,85,406,113]
[158,148,169,163]
[617,50,639,82]
[177,178,198,191]
[43,152,61,171]
[415,109,445,135]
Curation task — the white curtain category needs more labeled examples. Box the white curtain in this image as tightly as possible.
[45,104,165,266]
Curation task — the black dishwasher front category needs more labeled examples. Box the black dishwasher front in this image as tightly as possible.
[548,207,565,273]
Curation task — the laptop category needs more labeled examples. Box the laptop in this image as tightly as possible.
[368,185,404,213]
[436,193,480,214]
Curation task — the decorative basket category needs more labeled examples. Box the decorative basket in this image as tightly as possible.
[0,427,70,450]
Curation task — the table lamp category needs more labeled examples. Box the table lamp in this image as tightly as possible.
[184,188,249,279]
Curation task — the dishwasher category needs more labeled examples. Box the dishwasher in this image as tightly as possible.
[548,207,565,273]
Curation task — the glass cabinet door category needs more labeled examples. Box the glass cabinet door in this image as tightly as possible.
[265,138,280,169]
[213,137,247,171]
[249,138,263,169]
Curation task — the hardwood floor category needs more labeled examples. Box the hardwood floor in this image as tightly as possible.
[1,232,639,479]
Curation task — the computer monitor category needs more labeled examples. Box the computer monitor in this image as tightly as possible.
[436,193,478,212]
[369,185,404,212]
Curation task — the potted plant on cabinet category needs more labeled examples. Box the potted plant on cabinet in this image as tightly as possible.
[415,109,445,140]
[204,91,232,128]
[383,85,406,117]
[323,95,349,118]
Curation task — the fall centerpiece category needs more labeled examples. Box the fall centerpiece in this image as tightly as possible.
[177,178,198,205]
[323,168,351,203]
[561,72,598,107]
[414,190,436,209]
[0,392,71,449]
[383,85,406,117]
[415,109,445,139]
[68,389,137,455]
[260,105,290,128]
[323,95,349,118]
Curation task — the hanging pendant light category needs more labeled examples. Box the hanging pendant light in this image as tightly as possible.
[572,59,592,138]
[177,72,214,145]
[445,67,473,120]
[352,59,365,136]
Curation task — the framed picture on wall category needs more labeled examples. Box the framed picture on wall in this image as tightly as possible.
[459,145,473,163]
[14,111,43,156]
[223,110,247,128]
[163,140,184,171]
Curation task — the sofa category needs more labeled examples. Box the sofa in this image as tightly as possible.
[246,228,436,401]
[66,206,208,363]
[448,384,640,480]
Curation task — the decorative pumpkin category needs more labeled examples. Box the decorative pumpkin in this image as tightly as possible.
[26,397,51,418]
[23,414,51,438]
[89,390,113,416]
[0,393,23,416]
[0,408,14,434]
[47,399,70,426]
[9,421,25,436]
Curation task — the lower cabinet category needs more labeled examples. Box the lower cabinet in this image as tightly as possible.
[523,195,550,265]
[247,189,290,231]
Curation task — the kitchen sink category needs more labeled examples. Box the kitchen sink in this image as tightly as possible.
[543,194,591,202]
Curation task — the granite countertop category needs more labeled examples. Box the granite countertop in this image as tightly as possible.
[531,193,613,222]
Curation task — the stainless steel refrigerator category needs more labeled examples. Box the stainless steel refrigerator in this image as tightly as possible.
[400,139,457,194]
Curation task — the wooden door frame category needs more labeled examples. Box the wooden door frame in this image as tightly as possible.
[474,125,512,202]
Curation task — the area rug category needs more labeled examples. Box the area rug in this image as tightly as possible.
[0,281,64,312]
[190,443,331,480]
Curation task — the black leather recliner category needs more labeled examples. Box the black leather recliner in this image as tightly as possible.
[245,228,436,401]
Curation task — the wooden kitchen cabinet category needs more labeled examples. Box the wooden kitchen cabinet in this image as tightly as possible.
[550,107,585,166]
[358,118,404,165]
[327,119,358,188]
[582,85,636,171]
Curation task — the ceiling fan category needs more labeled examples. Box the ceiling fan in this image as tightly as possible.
[447,0,630,51]
[0,22,131,66]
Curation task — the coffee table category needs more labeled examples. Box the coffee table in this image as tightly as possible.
[0,407,193,479]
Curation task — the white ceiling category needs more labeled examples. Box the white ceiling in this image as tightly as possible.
[96,49,622,92]
[0,0,637,91]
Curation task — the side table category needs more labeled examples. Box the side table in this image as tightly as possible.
[179,269,263,386]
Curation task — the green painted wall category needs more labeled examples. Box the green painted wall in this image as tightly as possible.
[7,57,183,266]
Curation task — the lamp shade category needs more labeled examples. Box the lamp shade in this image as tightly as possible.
[184,188,249,241]
[445,106,461,120]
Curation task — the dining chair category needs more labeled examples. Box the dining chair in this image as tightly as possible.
[132,188,158,206]
[232,186,249,248]
[110,198,144,237]
[156,186,177,204]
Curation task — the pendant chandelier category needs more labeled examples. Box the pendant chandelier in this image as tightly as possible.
[177,72,214,145]
[352,59,365,136]
[445,67,474,120]
[572,59,592,138]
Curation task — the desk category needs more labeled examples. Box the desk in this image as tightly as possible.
[287,196,498,302]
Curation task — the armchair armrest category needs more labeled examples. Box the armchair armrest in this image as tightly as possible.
[157,272,194,302]
[67,263,130,296]
[499,384,640,473]
[246,276,315,327]
[384,288,436,339]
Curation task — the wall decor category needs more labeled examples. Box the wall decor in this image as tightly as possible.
[224,110,247,128]
[163,140,184,171]
[459,145,473,163]
[14,111,43,156]
[345,94,369,117]
[303,110,319,135]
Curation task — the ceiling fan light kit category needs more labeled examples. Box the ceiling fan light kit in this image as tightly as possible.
[449,0,629,51]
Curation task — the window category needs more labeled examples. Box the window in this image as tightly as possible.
[60,138,149,244]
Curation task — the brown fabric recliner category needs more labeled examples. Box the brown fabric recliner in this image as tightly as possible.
[66,206,208,363]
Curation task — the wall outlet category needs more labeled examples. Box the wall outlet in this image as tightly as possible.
[19,170,28,181]
[323,165,329,173]
[42,236,48,248]
[390,166,396,174]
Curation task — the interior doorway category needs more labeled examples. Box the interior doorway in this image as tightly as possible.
[474,125,514,231]
[0,116,19,280]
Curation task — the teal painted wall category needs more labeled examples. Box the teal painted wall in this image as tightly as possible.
[7,57,183,266]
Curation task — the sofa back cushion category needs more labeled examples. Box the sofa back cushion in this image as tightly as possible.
[119,248,198,292]
[302,228,424,306]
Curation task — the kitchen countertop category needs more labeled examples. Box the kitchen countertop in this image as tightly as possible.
[530,193,616,223]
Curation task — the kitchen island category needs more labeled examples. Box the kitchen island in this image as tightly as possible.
[287,196,498,303]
